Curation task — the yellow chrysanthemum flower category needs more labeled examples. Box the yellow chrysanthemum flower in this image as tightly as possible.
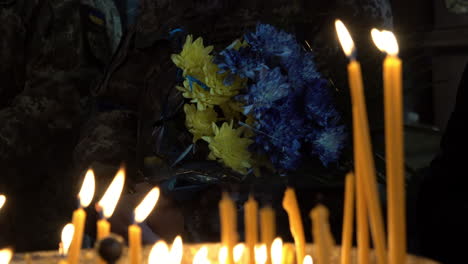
[202,122,253,175]
[202,62,245,97]
[219,101,244,121]
[229,39,249,50]
[184,104,218,142]
[177,80,231,110]
[171,35,213,79]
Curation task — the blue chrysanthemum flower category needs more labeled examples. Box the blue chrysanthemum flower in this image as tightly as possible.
[253,108,306,171]
[309,125,347,166]
[244,24,301,60]
[217,47,268,83]
[304,79,341,127]
[241,67,290,116]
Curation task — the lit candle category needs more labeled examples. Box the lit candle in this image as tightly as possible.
[371,29,406,264]
[96,167,125,240]
[310,205,331,264]
[0,248,13,264]
[244,195,258,264]
[129,187,160,264]
[148,241,169,264]
[270,238,283,264]
[254,244,267,264]
[169,236,184,264]
[341,173,355,264]
[282,188,305,264]
[220,244,246,264]
[281,244,295,264]
[59,223,75,257]
[260,206,275,264]
[302,255,313,264]
[68,169,95,264]
[234,244,246,263]
[0,195,5,211]
[95,167,125,264]
[219,192,238,264]
[193,246,210,264]
[335,19,387,264]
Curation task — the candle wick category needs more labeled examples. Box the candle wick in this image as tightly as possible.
[76,197,81,209]
[349,49,358,61]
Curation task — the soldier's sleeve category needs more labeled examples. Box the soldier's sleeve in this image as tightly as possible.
[0,0,103,249]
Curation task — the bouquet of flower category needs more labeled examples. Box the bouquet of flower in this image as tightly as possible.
[171,24,347,176]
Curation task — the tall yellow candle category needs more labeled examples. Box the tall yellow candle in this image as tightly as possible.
[310,205,332,264]
[282,188,305,264]
[129,187,160,264]
[68,169,95,264]
[341,173,355,264]
[219,192,238,264]
[336,20,387,264]
[260,206,275,264]
[372,29,406,264]
[244,195,258,264]
[356,166,370,264]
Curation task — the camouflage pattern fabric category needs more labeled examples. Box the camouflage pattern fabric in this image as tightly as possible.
[0,0,112,251]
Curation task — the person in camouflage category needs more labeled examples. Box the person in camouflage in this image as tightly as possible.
[0,0,119,251]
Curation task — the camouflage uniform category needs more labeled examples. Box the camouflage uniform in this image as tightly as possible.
[0,0,117,250]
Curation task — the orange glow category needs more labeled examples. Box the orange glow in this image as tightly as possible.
[98,168,125,218]
[78,169,95,207]
[134,187,160,223]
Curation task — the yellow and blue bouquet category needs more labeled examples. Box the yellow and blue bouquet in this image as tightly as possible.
[171,24,347,175]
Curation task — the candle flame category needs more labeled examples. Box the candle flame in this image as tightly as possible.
[98,168,125,218]
[255,244,267,264]
[148,241,169,264]
[233,243,245,263]
[371,28,399,56]
[0,248,13,264]
[271,238,283,264]
[218,246,227,264]
[335,20,355,57]
[61,223,75,256]
[193,246,210,264]
[169,236,183,264]
[303,255,313,264]
[78,169,95,207]
[134,187,160,223]
[0,195,5,210]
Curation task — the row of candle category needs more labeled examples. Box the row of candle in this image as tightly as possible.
[65,167,161,264]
